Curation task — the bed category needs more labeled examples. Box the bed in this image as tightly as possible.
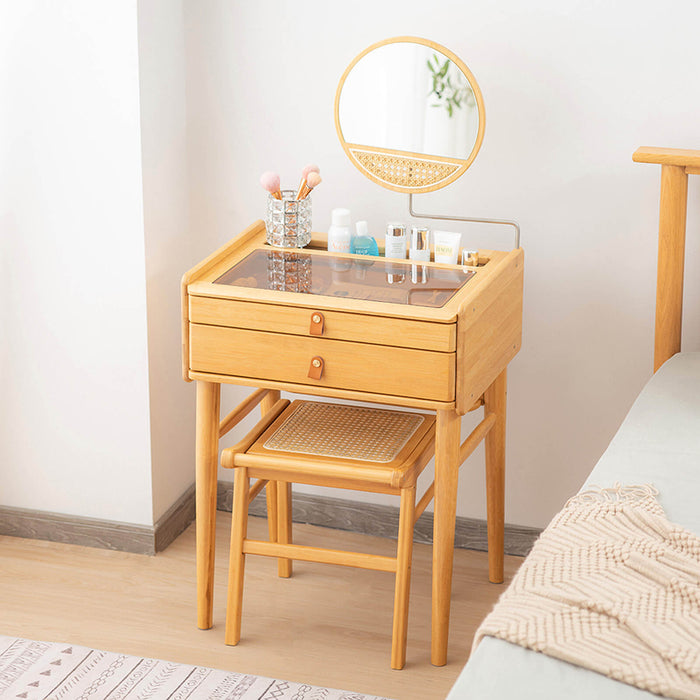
[448,147,700,700]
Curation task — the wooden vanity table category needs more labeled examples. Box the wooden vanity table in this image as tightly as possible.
[182,220,523,665]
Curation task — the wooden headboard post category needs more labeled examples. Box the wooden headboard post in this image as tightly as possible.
[633,147,700,372]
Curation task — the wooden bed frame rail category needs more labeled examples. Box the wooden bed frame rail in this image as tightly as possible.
[633,146,700,372]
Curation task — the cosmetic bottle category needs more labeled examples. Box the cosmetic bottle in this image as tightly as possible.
[409,226,431,262]
[433,230,462,264]
[351,220,379,256]
[327,208,352,254]
[385,223,407,259]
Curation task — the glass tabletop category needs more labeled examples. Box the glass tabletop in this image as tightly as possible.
[214,248,475,308]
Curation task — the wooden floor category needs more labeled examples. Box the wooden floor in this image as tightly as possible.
[0,513,522,700]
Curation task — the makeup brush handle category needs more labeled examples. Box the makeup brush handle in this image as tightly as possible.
[295,177,308,200]
[297,184,312,200]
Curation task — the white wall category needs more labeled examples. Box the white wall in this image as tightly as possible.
[0,2,154,524]
[2,2,698,534]
[185,0,700,528]
[137,0,196,522]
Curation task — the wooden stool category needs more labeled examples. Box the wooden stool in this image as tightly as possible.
[221,399,437,670]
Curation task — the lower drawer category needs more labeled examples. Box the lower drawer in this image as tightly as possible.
[189,324,455,402]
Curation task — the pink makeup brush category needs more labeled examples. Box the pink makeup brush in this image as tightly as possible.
[296,171,322,200]
[295,164,321,199]
[260,171,282,200]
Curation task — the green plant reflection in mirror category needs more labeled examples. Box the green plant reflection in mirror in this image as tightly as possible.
[427,53,476,119]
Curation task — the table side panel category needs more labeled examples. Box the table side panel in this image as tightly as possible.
[189,324,455,402]
[456,248,524,414]
[189,296,456,352]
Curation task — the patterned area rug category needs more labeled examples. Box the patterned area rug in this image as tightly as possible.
[0,636,392,700]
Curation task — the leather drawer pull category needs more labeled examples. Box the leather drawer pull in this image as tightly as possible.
[309,312,325,335]
[308,356,324,380]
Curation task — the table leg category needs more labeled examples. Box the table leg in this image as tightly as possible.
[195,380,220,629]
[484,369,506,583]
[431,408,461,666]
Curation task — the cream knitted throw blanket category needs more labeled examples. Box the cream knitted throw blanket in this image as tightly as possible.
[474,485,700,700]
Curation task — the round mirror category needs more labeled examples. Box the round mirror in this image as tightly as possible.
[335,36,485,194]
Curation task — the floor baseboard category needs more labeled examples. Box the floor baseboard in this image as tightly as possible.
[154,484,197,552]
[0,485,196,555]
[0,482,540,558]
[0,505,155,554]
[216,481,540,557]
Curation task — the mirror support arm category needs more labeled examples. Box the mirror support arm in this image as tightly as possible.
[408,194,521,249]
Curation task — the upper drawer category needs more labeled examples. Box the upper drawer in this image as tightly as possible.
[189,295,455,352]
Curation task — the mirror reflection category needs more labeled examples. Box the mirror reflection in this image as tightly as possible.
[338,41,481,161]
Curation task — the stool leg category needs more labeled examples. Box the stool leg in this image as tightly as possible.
[277,481,293,578]
[262,390,289,576]
[391,485,416,670]
[225,467,250,646]
[266,481,278,543]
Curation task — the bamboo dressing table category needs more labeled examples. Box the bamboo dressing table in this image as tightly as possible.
[182,220,523,665]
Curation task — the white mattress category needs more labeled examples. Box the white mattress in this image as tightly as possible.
[448,352,700,699]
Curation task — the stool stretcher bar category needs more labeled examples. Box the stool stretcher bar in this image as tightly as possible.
[243,539,398,573]
[248,478,268,503]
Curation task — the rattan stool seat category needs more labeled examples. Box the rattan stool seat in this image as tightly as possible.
[222,398,437,669]
[263,401,425,462]
[225,401,436,491]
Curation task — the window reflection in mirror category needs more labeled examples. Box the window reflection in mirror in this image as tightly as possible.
[338,42,480,161]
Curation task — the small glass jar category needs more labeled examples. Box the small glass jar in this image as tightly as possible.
[461,249,479,266]
[265,190,312,248]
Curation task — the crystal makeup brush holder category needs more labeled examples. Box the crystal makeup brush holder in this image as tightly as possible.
[265,190,312,248]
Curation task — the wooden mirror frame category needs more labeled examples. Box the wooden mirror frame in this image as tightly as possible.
[334,36,486,194]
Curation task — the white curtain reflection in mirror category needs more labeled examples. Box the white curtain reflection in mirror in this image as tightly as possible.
[338,43,479,160]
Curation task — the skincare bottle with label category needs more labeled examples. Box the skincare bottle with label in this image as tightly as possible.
[385,223,407,259]
[327,208,352,254]
[351,220,379,256]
